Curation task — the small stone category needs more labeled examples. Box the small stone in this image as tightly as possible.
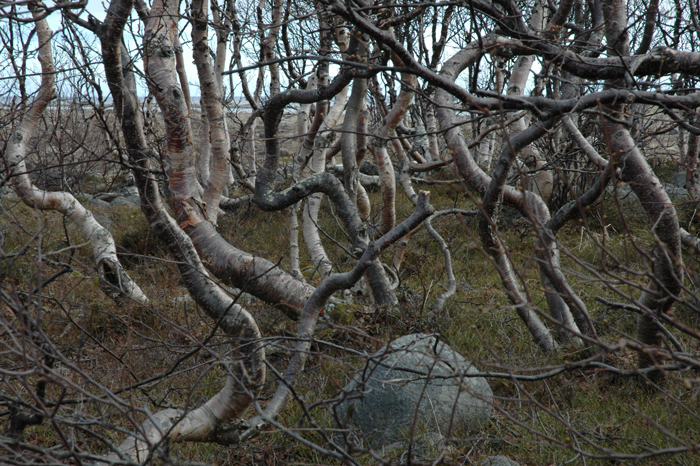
[481,455,520,466]
[3,190,19,201]
[93,214,113,230]
[111,194,140,207]
[360,161,379,176]
[662,182,690,200]
[669,171,686,188]
[88,198,112,208]
[95,192,120,202]
[116,186,139,196]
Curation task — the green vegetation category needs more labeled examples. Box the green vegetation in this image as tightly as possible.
[3,174,699,465]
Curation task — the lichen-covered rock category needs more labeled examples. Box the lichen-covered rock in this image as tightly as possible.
[669,171,687,188]
[481,455,520,466]
[88,198,112,208]
[111,194,140,207]
[335,334,493,449]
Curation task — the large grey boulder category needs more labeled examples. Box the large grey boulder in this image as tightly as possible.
[335,334,493,449]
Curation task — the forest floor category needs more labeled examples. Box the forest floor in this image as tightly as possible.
[2,127,700,465]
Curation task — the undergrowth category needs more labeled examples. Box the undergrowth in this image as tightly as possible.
[2,175,700,465]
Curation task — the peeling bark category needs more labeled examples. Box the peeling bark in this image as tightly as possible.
[145,0,198,218]
[142,0,314,317]
[192,0,231,224]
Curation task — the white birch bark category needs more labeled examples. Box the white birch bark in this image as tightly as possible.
[260,0,283,96]
[288,74,319,280]
[600,0,683,368]
[192,0,231,224]
[94,4,265,459]
[475,121,496,170]
[371,57,416,233]
[103,345,261,462]
[5,8,147,305]
[684,117,700,200]
[302,86,348,280]
[425,101,441,160]
[246,118,259,187]
[143,0,314,317]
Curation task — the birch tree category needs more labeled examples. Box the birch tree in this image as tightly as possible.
[3,4,147,305]
[4,0,700,462]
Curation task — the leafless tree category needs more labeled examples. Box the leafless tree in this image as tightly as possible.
[3,0,700,463]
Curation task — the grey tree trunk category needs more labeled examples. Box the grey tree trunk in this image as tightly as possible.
[601,0,683,368]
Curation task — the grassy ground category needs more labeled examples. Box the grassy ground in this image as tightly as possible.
[2,166,700,465]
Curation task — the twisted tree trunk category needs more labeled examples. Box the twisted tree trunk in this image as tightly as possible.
[93,1,265,460]
[601,0,683,368]
[136,0,315,318]
[6,6,147,305]
[192,0,230,224]
[435,40,596,349]
[370,54,416,234]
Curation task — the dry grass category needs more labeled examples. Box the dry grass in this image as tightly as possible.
[2,154,700,465]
